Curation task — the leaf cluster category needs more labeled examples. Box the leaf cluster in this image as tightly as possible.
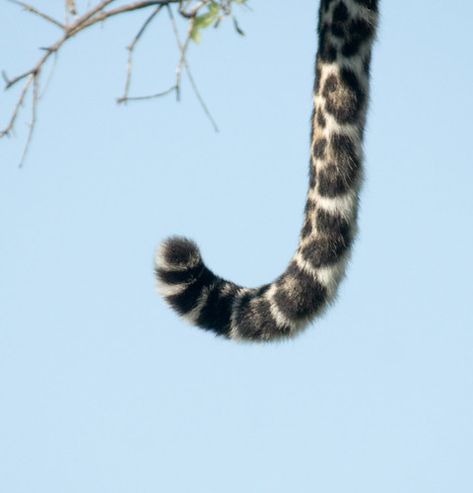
[190,0,248,43]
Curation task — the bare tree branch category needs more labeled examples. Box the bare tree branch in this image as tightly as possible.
[68,1,179,34]
[2,0,246,163]
[1,1,179,149]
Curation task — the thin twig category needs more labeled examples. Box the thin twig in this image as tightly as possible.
[0,75,33,138]
[19,74,40,167]
[40,51,59,98]
[70,0,117,30]
[167,5,194,101]
[168,4,219,131]
[7,0,65,28]
[117,0,216,124]
[118,85,177,102]
[184,62,219,132]
[120,5,163,103]
[3,46,54,90]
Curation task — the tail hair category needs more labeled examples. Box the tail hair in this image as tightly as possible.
[155,236,341,341]
[155,0,379,341]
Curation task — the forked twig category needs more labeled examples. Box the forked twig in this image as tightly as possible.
[0,75,34,138]
[19,75,40,167]
[118,1,219,132]
[118,5,163,103]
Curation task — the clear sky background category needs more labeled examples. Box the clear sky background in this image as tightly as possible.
[1,1,472,492]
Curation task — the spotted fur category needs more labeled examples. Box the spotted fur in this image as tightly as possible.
[155,0,379,341]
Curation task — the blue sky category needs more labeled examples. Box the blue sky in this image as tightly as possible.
[1,1,472,492]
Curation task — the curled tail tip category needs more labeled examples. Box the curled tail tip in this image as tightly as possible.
[155,236,202,272]
[155,236,204,300]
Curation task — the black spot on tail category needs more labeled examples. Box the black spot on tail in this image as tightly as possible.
[323,70,365,124]
[317,134,361,198]
[274,262,327,320]
[166,266,216,316]
[313,138,328,159]
[234,294,291,341]
[301,227,351,268]
[316,208,352,239]
[332,2,350,38]
[196,281,238,336]
[353,0,378,13]
[342,18,375,57]
[156,263,203,285]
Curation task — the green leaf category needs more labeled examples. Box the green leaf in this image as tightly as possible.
[190,3,223,43]
[190,26,202,43]
[208,3,220,16]
[190,1,247,43]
